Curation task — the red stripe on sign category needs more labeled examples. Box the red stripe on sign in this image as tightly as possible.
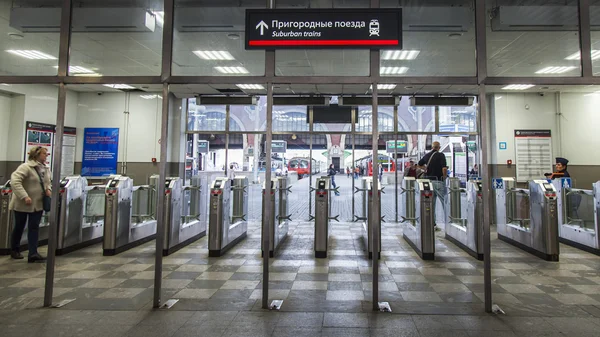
[249,39,399,46]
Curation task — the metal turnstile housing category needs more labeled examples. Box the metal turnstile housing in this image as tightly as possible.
[402,178,435,260]
[357,177,382,259]
[208,177,248,257]
[444,178,484,260]
[496,178,559,261]
[262,178,289,257]
[314,177,330,258]
[103,176,158,256]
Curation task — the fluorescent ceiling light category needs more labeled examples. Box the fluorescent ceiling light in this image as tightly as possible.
[502,84,535,90]
[140,94,162,99]
[382,50,420,60]
[103,84,135,90]
[380,67,408,75]
[6,50,56,60]
[214,66,249,74]
[370,84,397,90]
[535,66,577,74]
[193,50,235,60]
[54,65,96,74]
[152,11,164,28]
[495,96,503,100]
[565,50,600,60]
[236,84,264,90]
[584,91,600,96]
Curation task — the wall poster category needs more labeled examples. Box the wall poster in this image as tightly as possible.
[24,121,77,176]
[82,128,119,176]
[514,130,553,182]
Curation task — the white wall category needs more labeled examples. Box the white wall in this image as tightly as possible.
[74,92,162,163]
[558,93,600,165]
[491,93,559,165]
[0,93,11,161]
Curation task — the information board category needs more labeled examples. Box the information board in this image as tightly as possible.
[514,130,553,182]
[82,128,119,176]
[386,140,408,153]
[272,140,287,153]
[198,140,210,154]
[24,121,77,176]
[245,9,402,49]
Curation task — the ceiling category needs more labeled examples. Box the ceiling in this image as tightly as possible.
[1,0,600,92]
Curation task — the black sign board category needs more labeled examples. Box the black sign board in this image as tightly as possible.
[272,140,287,153]
[311,105,357,124]
[198,140,210,153]
[245,9,402,49]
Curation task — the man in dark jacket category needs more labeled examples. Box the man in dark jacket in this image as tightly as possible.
[327,164,340,196]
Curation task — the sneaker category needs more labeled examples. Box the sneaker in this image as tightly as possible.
[10,251,24,260]
[28,253,46,263]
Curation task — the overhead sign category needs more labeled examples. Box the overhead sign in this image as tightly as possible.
[272,140,287,153]
[198,140,209,154]
[82,128,119,177]
[386,140,408,153]
[245,9,402,49]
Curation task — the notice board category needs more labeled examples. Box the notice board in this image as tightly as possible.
[82,128,119,176]
[24,121,77,176]
[514,130,553,182]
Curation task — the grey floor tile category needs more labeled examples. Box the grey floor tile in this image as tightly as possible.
[321,327,369,337]
[499,317,556,332]
[137,311,194,327]
[412,315,464,330]
[186,280,227,289]
[323,313,369,328]
[277,312,324,327]
[456,316,512,331]
[370,314,416,329]
[542,317,600,334]
[123,324,180,337]
[369,328,419,337]
[185,310,239,326]
[173,325,226,337]
[417,329,469,337]
[466,331,518,337]
[223,325,275,337]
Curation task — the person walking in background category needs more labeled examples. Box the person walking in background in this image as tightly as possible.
[418,141,448,231]
[9,146,51,262]
[354,166,359,179]
[346,167,351,178]
[327,164,340,196]
[404,160,419,178]
[378,163,383,182]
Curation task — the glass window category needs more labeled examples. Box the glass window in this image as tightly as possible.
[592,0,600,75]
[187,100,226,132]
[487,0,580,77]
[438,100,478,133]
[399,98,436,132]
[272,106,309,132]
[381,0,476,76]
[275,1,370,76]
[69,0,163,76]
[172,0,265,76]
[0,0,61,75]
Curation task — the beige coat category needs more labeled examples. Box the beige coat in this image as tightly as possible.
[9,160,51,213]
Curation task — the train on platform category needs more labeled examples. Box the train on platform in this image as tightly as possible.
[287,157,324,178]
[354,154,396,176]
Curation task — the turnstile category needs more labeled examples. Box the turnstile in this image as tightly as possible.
[103,175,158,256]
[0,180,50,255]
[552,178,600,255]
[56,176,105,255]
[208,177,248,257]
[444,178,484,260]
[402,178,435,260]
[314,177,331,258]
[261,177,290,257]
[495,178,559,261]
[355,177,382,259]
[162,176,207,256]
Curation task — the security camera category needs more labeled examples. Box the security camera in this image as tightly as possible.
[97,92,103,96]
[538,93,544,97]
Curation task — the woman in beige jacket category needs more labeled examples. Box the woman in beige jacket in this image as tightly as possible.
[9,146,51,262]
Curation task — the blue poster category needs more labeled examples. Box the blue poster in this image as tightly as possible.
[82,128,119,176]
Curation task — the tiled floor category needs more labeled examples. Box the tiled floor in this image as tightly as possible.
[1,176,600,336]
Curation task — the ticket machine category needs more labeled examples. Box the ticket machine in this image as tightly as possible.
[208,177,248,257]
[402,178,435,260]
[103,176,158,256]
[162,176,207,256]
[552,178,600,255]
[444,178,484,260]
[495,178,559,261]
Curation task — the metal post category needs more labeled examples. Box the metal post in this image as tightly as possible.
[394,104,398,223]
[579,0,593,78]
[351,107,356,219]
[475,0,492,313]
[43,0,72,308]
[262,82,274,309]
[225,104,230,174]
[153,0,175,308]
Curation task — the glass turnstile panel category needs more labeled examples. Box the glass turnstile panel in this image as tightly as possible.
[132,187,156,223]
[512,191,531,229]
[84,189,105,225]
[566,191,595,231]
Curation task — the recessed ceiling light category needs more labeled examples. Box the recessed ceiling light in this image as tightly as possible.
[103,84,135,89]
[495,96,503,100]
[380,67,408,75]
[193,51,235,60]
[6,50,56,60]
[227,33,241,40]
[404,86,414,89]
[382,50,420,60]
[8,33,24,40]
[215,66,249,74]
[140,94,162,99]
[236,84,264,90]
[584,91,600,96]
[566,50,600,60]
[370,84,397,90]
[448,33,463,40]
[535,66,577,74]
[54,65,96,74]
[502,84,535,90]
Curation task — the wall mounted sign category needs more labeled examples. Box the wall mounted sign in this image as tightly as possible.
[272,140,287,153]
[514,130,552,182]
[245,9,402,49]
[24,121,76,176]
[198,140,210,154]
[499,142,507,150]
[386,140,408,153]
[81,128,119,177]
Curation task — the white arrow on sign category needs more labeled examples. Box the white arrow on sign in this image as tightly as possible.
[256,20,269,36]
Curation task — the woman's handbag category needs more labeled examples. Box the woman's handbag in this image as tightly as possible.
[35,168,51,212]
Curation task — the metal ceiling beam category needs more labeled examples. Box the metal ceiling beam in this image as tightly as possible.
[484,76,600,85]
[579,0,593,78]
